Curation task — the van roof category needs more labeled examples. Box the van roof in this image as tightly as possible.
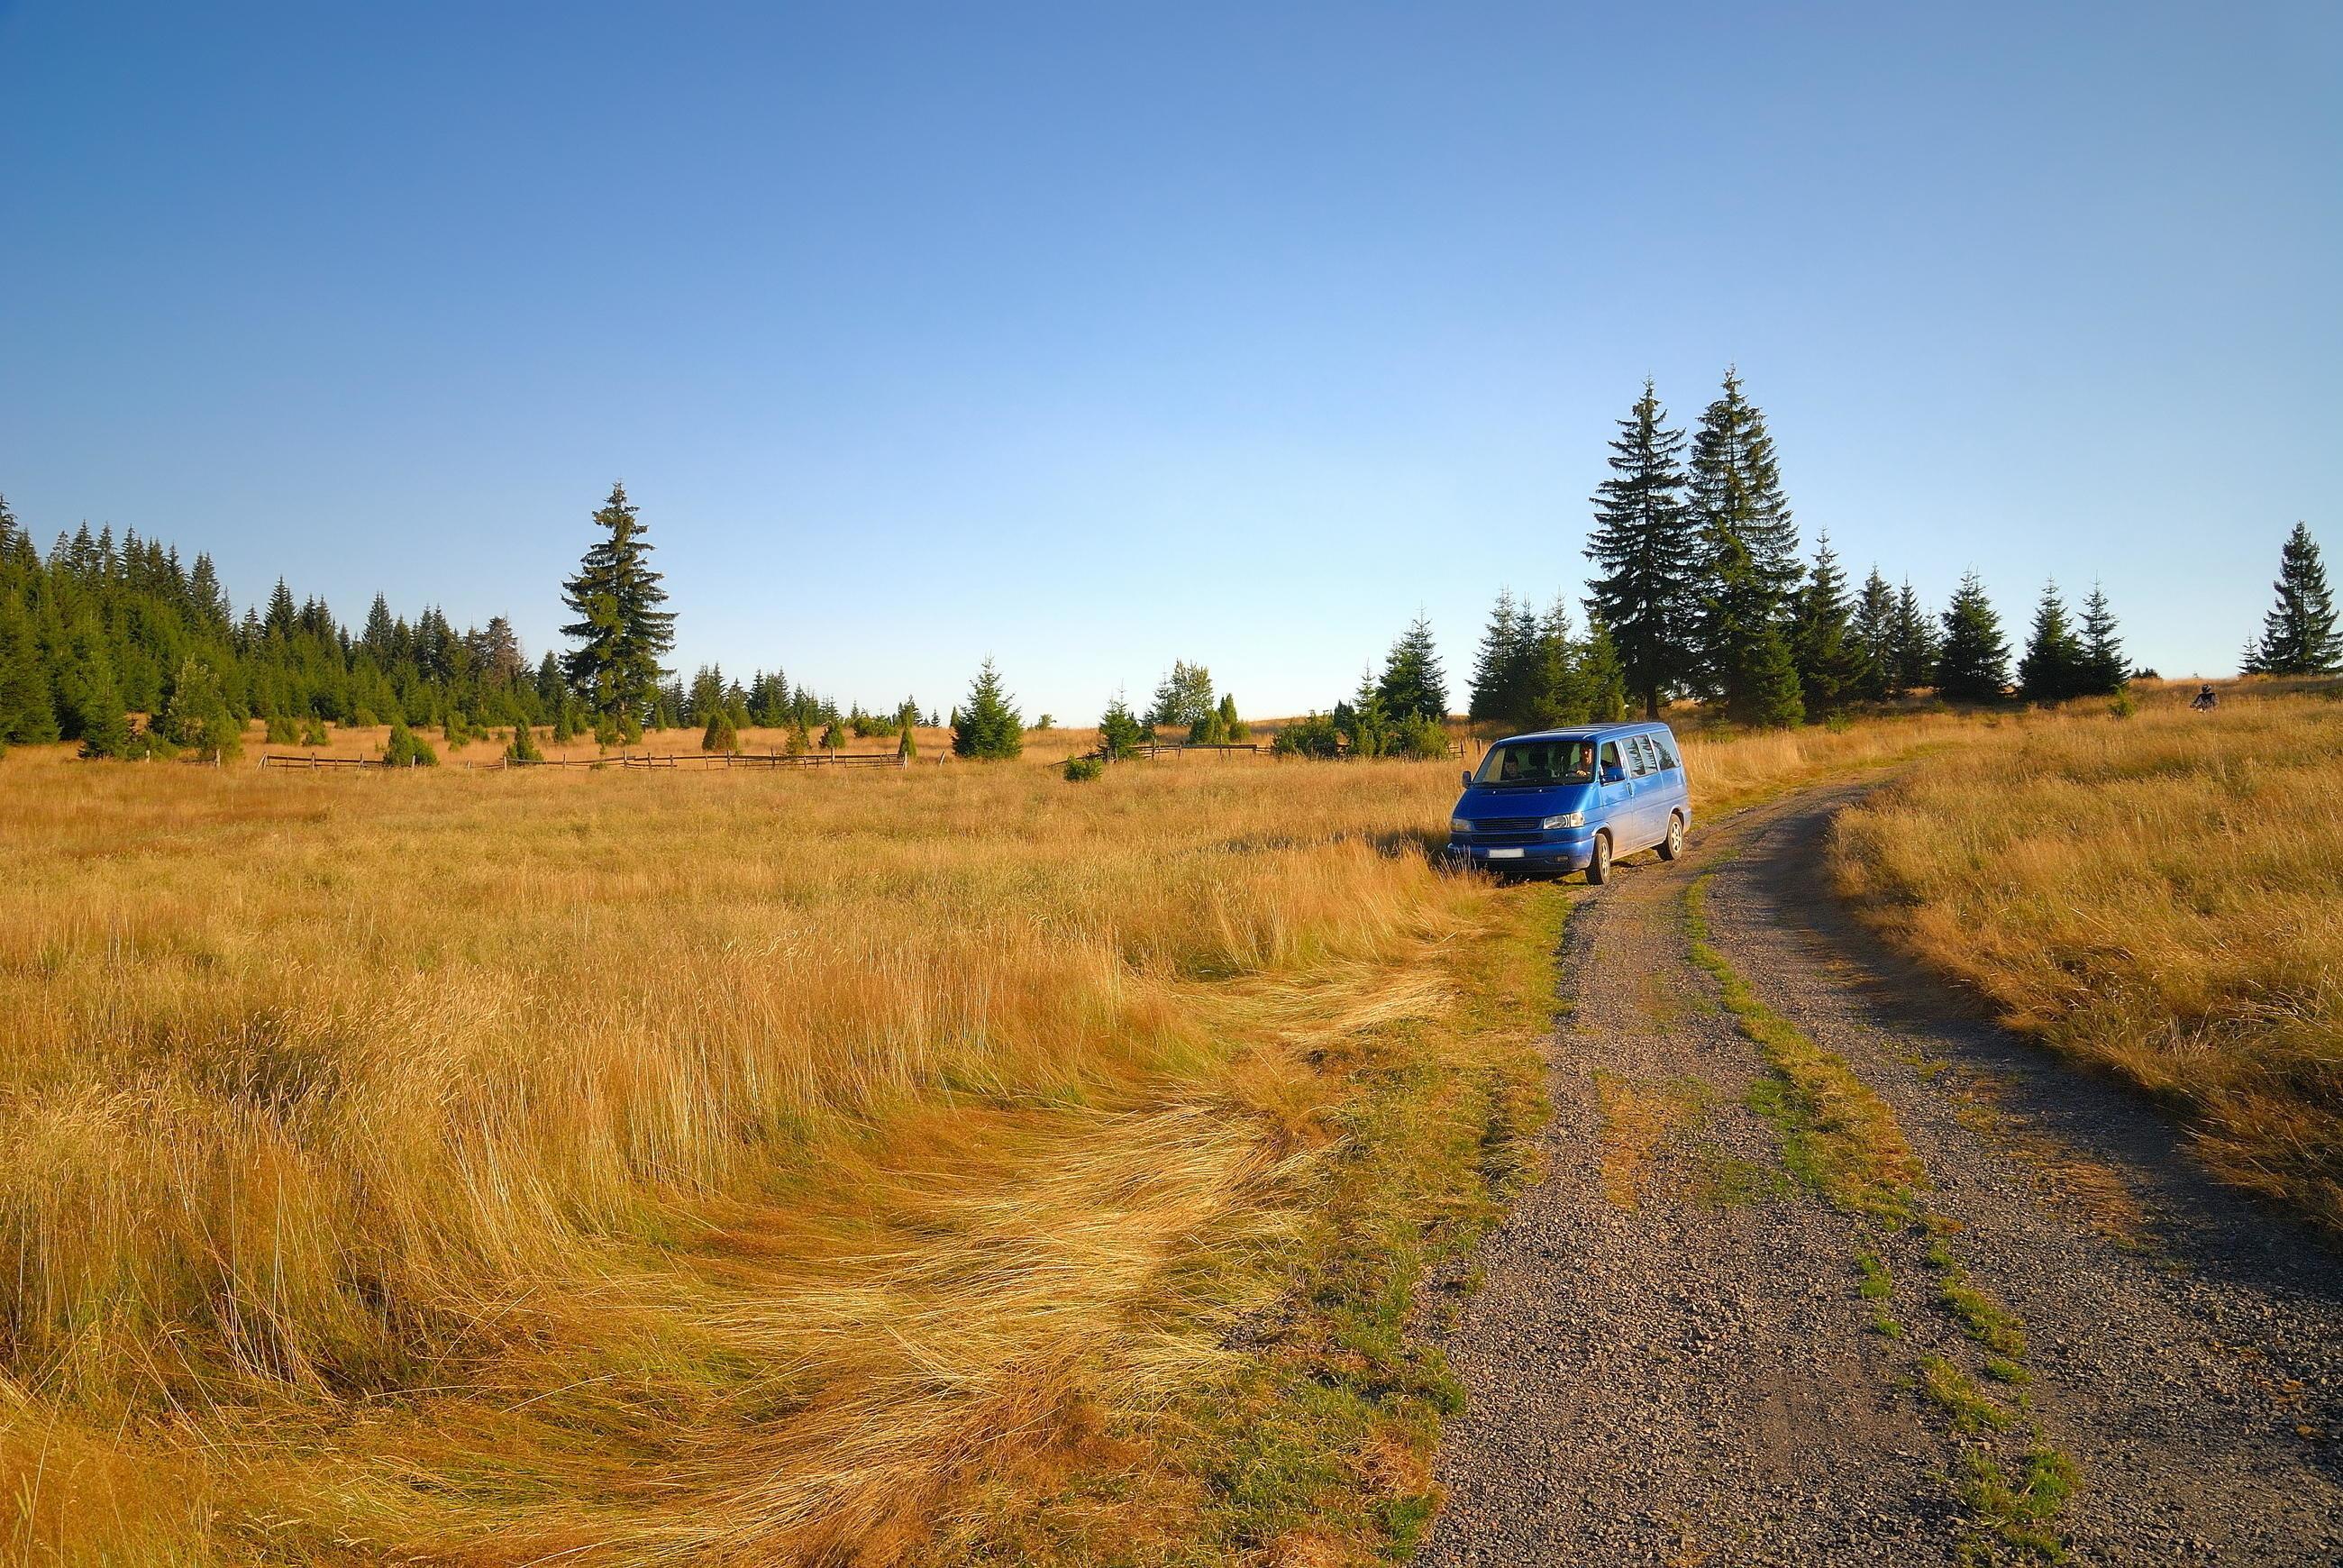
[1489,721,1672,746]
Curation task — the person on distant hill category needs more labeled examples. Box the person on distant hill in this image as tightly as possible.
[2190,683,2219,711]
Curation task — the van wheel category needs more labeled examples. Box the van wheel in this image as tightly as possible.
[1658,812,1685,862]
[1586,832,1613,886]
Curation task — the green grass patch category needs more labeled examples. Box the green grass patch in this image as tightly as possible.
[1684,876,1923,1223]
[1919,1355,2012,1434]
[1955,1445,2078,1564]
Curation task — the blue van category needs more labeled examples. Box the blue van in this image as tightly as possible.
[1447,723,1691,884]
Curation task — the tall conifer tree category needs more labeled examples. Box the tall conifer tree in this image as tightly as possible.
[2246,522,2341,675]
[1584,380,1696,717]
[1468,590,1533,730]
[1888,581,1937,697]
[1792,533,1864,718]
[1686,368,1800,707]
[1936,573,2010,702]
[560,482,676,727]
[2076,585,2128,695]
[2018,582,2085,702]
[1851,567,1896,702]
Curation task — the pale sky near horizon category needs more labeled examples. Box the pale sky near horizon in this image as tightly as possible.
[4,2,2337,717]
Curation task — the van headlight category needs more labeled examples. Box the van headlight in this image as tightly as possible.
[1541,812,1584,830]
[1448,818,1473,836]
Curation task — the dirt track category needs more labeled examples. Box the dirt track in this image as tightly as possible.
[1421,782,2343,1566]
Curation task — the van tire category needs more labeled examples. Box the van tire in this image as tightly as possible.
[1658,812,1685,862]
[1586,832,1612,886]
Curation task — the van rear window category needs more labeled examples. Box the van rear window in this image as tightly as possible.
[1475,739,1596,787]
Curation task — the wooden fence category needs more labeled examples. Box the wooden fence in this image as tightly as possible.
[260,739,1472,773]
[260,750,917,771]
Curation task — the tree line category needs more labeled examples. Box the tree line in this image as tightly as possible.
[0,483,895,762]
[5,442,2333,768]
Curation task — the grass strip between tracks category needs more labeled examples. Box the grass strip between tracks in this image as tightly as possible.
[1684,870,2078,1566]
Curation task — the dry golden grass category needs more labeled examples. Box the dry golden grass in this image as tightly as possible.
[1832,679,2343,1227]
[0,709,2018,1562]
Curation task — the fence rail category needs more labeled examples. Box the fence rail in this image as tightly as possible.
[260,750,916,771]
[1080,740,1469,762]
[260,738,1472,772]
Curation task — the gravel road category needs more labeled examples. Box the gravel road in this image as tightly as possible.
[1421,782,2343,1567]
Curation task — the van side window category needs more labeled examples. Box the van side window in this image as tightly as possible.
[1651,734,1679,771]
[1627,737,1653,777]
[1600,741,1623,779]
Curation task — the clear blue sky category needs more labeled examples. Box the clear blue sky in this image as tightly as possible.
[4,2,2337,716]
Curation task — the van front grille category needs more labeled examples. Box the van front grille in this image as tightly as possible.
[1466,816,1548,833]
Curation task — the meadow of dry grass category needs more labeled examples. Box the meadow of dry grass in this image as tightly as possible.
[1832,680,2343,1228]
[0,707,2033,1563]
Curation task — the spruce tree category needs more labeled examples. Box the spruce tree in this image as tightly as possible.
[1378,614,1449,722]
[78,704,139,760]
[952,659,1024,759]
[1585,380,1696,717]
[2247,522,2341,675]
[1687,368,1800,703]
[1888,580,1938,697]
[1581,620,1629,723]
[2075,585,2127,695]
[560,482,676,729]
[1791,534,1864,719]
[701,709,740,752]
[1524,595,1589,730]
[0,596,59,743]
[1099,693,1145,760]
[507,719,545,763]
[1702,533,1790,725]
[1468,590,1539,731]
[1935,573,2010,702]
[1850,568,1896,702]
[1339,668,1395,757]
[2018,582,2085,703]
[1217,692,1247,743]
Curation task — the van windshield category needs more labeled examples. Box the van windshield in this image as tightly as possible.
[1474,739,1597,788]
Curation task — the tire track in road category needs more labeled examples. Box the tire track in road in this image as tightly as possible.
[1422,782,2343,1567]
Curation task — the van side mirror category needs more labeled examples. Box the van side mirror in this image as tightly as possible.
[1461,769,1472,789]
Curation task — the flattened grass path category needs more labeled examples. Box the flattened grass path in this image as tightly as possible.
[1423,783,2343,1566]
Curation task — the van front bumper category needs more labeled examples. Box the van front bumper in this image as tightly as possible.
[1446,830,1594,872]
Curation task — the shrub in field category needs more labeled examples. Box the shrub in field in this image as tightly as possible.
[161,658,239,761]
[384,716,440,767]
[508,721,545,763]
[1062,755,1103,782]
[701,710,739,752]
[820,718,847,752]
[77,706,144,760]
[266,714,299,746]
[1272,711,1343,758]
[301,716,330,746]
[1393,713,1452,760]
